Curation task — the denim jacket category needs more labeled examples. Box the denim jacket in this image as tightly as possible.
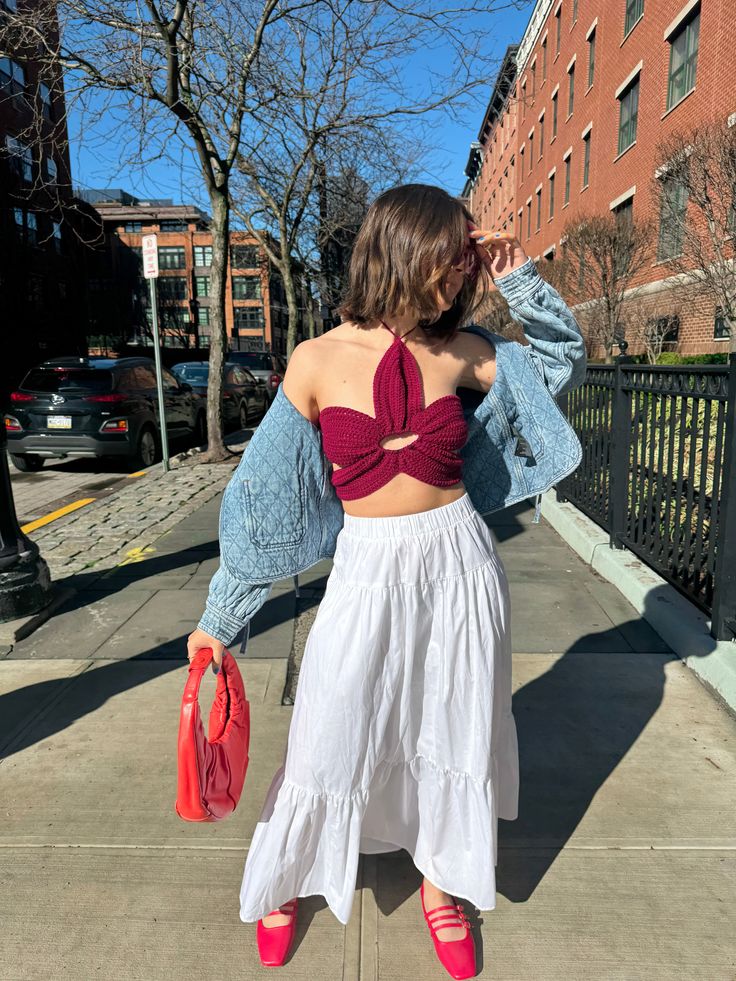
[198,257,587,646]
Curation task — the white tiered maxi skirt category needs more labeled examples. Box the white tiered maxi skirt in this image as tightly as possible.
[239,492,519,926]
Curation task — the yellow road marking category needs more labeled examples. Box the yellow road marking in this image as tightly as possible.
[127,470,147,478]
[21,498,97,534]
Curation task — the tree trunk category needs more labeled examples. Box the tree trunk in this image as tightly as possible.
[202,189,229,462]
[304,276,316,339]
[282,259,300,359]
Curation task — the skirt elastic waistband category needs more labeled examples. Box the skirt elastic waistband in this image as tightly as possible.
[341,492,477,540]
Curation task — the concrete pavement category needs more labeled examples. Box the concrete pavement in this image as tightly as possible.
[1,482,735,980]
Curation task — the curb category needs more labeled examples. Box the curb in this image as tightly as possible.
[541,490,736,718]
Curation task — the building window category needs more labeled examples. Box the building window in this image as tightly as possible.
[549,173,556,218]
[520,145,525,179]
[1,0,18,11]
[531,61,536,101]
[39,82,53,120]
[231,244,259,268]
[124,221,142,233]
[667,6,699,111]
[159,219,188,232]
[539,112,545,154]
[542,36,548,80]
[234,306,265,330]
[529,131,534,169]
[0,56,25,96]
[198,306,211,327]
[587,28,596,87]
[555,5,562,54]
[45,155,57,182]
[158,276,188,299]
[13,207,37,245]
[28,274,44,311]
[5,136,33,182]
[27,211,38,246]
[657,176,688,260]
[536,188,542,231]
[714,306,732,341]
[647,314,679,346]
[572,0,578,21]
[582,131,591,187]
[618,76,639,155]
[564,155,571,205]
[567,62,575,116]
[157,246,186,269]
[526,200,532,239]
[614,197,634,226]
[194,244,212,267]
[194,276,210,297]
[52,220,62,253]
[521,81,526,120]
[552,91,558,137]
[625,0,644,36]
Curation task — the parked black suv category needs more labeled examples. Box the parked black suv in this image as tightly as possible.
[4,356,206,471]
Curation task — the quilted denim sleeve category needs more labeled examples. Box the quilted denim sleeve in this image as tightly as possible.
[493,257,587,397]
[196,563,272,647]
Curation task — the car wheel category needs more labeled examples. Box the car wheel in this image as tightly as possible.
[130,426,158,470]
[239,401,249,430]
[9,453,44,472]
[194,411,207,445]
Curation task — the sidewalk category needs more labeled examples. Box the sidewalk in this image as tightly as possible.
[1,464,735,980]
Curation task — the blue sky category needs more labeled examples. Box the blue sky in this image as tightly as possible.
[68,4,533,209]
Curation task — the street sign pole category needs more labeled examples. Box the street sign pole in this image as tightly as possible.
[142,234,170,473]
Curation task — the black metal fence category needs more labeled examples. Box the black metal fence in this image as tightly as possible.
[556,356,736,641]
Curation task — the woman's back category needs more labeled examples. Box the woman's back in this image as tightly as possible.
[282,320,497,517]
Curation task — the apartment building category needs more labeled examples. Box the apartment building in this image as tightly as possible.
[463,0,735,356]
[84,189,310,358]
[0,0,93,401]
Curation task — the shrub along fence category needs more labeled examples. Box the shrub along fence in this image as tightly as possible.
[556,355,736,641]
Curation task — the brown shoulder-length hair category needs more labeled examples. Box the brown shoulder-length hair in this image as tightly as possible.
[336,183,490,340]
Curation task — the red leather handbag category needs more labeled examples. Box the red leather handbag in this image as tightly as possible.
[175,648,250,822]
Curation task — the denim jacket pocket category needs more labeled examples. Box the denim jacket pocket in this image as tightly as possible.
[243,468,306,550]
[513,388,546,462]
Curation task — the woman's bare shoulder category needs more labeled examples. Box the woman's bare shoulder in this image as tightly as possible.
[450,327,497,391]
[280,327,357,422]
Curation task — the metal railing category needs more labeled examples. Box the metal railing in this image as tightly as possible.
[556,356,736,641]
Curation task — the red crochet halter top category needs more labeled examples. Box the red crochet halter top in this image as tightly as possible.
[317,321,468,501]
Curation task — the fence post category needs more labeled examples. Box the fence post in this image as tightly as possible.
[608,359,630,549]
[712,352,736,641]
[556,390,569,503]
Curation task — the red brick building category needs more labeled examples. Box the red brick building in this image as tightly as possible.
[84,190,312,357]
[463,0,735,357]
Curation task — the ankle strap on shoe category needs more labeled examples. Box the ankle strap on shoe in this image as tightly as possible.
[423,903,469,934]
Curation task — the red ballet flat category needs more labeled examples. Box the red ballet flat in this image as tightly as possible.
[256,898,298,967]
[420,881,476,980]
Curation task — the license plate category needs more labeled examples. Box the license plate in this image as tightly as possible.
[47,415,72,429]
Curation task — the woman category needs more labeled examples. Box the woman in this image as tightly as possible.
[187,183,584,979]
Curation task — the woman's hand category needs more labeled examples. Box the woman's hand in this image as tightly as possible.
[187,627,226,674]
[467,223,529,281]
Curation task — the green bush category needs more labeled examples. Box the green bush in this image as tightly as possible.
[655,352,728,365]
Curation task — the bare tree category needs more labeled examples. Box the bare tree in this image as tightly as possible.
[1,0,321,459]
[625,290,688,364]
[558,211,655,362]
[229,0,506,357]
[651,118,736,354]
